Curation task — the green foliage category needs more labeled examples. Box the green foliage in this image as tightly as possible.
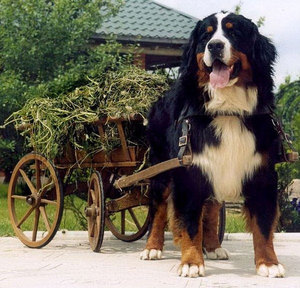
[0,0,123,175]
[233,2,265,28]
[0,0,122,82]
[277,164,300,232]
[256,16,266,28]
[277,78,300,142]
[234,2,242,15]
[276,77,300,179]
[276,77,300,232]
[0,138,15,172]
[0,71,28,124]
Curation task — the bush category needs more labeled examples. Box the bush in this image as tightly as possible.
[0,0,123,178]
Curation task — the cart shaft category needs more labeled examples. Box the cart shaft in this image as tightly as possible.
[114,155,192,189]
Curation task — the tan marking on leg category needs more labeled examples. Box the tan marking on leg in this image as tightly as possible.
[168,199,205,277]
[180,228,204,266]
[176,213,205,277]
[172,210,204,266]
[169,199,204,264]
[202,200,222,252]
[145,187,170,251]
[244,207,279,267]
[168,198,182,246]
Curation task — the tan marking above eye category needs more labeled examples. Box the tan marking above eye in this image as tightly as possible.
[226,22,233,29]
[207,26,213,33]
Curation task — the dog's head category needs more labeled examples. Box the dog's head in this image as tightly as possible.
[180,12,276,92]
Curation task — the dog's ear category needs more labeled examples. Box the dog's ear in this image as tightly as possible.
[251,29,277,106]
[253,32,277,74]
[180,20,202,79]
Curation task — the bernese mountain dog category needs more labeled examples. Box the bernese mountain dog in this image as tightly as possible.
[140,12,285,278]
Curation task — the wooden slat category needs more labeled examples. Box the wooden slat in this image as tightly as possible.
[55,161,139,169]
[128,208,141,230]
[121,210,125,234]
[39,206,51,232]
[106,192,149,213]
[40,199,57,206]
[32,208,40,241]
[116,121,131,161]
[93,114,143,125]
[19,169,37,195]
[35,160,41,193]
[11,195,27,200]
[17,206,35,228]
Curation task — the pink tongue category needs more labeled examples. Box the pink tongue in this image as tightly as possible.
[209,62,230,88]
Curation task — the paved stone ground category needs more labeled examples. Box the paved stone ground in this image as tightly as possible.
[0,232,299,288]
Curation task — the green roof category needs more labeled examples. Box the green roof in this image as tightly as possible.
[95,0,199,44]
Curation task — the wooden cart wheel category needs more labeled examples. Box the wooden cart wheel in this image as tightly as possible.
[105,187,150,242]
[8,153,63,248]
[85,171,105,252]
[218,201,226,244]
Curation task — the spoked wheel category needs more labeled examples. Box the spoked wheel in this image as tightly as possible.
[85,172,105,252]
[8,153,63,248]
[105,186,150,242]
[218,201,226,244]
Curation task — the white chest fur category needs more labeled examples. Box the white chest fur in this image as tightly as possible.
[192,116,262,202]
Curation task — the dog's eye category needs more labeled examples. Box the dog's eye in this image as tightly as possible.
[225,22,233,29]
[206,26,214,33]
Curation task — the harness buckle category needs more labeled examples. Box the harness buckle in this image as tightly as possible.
[178,119,192,165]
[179,136,188,147]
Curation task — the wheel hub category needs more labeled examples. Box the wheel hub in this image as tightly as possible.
[26,195,36,205]
[85,205,99,218]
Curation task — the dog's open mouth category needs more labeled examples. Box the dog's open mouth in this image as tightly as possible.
[206,60,241,88]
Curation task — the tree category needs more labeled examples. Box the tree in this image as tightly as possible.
[0,0,121,82]
[276,77,300,232]
[0,0,122,181]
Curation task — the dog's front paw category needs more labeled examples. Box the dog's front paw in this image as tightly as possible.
[177,264,205,278]
[257,264,285,278]
[140,249,162,260]
[204,247,230,260]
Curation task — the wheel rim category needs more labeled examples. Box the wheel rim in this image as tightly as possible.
[106,199,150,242]
[86,172,105,252]
[8,153,63,248]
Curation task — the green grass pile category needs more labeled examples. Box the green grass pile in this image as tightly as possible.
[5,66,169,160]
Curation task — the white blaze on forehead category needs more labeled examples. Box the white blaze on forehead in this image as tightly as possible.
[203,12,232,67]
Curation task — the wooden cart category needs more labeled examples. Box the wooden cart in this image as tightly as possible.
[7,115,225,252]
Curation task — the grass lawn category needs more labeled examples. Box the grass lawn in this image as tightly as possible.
[225,210,246,233]
[0,183,245,237]
[0,183,89,236]
[0,184,13,236]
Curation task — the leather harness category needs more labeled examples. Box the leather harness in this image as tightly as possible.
[176,104,298,164]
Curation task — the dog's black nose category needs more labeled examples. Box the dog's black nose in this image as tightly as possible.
[208,40,225,56]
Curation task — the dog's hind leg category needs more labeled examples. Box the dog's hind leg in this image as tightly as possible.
[203,200,229,260]
[140,182,170,260]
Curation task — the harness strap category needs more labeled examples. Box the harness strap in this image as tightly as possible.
[176,103,298,164]
[267,105,299,163]
[178,119,192,165]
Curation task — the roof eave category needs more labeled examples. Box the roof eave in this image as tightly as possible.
[92,33,189,46]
